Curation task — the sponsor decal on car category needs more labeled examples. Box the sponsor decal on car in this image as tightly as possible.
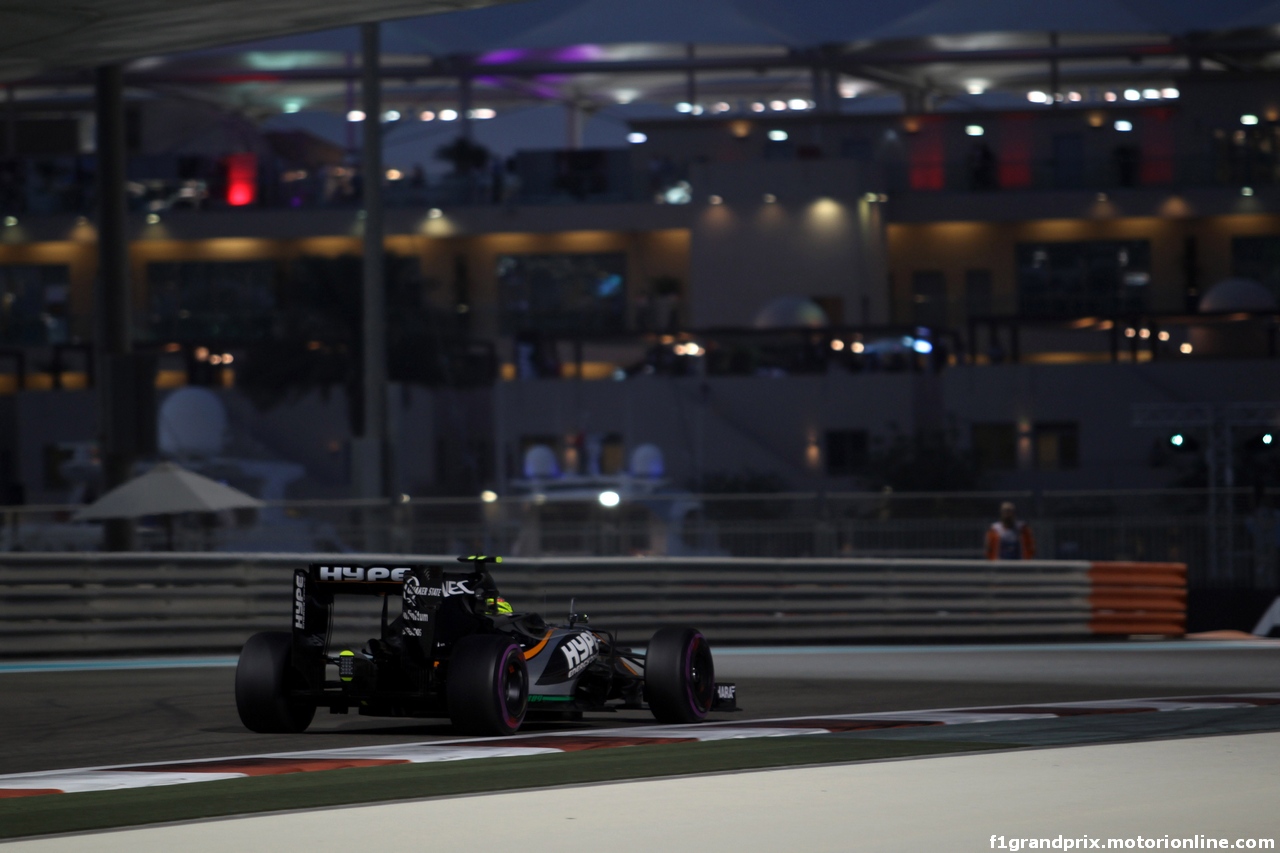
[717,684,736,701]
[404,576,442,598]
[444,579,474,597]
[560,632,600,678]
[293,574,306,630]
[404,610,431,623]
[315,566,413,582]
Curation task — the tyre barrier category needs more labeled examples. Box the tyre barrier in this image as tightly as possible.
[0,553,1186,657]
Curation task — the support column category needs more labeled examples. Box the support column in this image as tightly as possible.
[458,72,473,142]
[5,86,15,159]
[566,101,584,149]
[685,44,696,115]
[94,65,134,551]
[357,22,390,509]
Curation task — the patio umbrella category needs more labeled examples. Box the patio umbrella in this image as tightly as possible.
[74,463,264,548]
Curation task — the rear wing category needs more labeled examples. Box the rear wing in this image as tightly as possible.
[292,563,446,671]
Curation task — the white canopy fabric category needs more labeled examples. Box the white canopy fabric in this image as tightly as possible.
[489,0,804,49]
[74,462,264,521]
[861,0,1174,40]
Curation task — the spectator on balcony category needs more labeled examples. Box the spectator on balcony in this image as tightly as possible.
[985,501,1036,560]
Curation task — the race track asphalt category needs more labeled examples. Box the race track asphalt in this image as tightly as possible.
[4,641,1278,775]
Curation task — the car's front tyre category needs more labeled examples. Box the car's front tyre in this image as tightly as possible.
[235,631,316,733]
[645,626,715,724]
[447,635,529,736]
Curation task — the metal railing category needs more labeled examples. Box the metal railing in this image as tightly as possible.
[0,489,1271,590]
[0,552,1183,656]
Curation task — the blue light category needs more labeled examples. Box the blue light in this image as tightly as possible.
[596,274,623,297]
[912,339,934,354]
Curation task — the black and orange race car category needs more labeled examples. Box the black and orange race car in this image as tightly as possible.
[235,555,737,736]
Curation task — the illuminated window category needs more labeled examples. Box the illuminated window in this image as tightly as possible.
[146,260,277,341]
[497,253,627,335]
[1015,241,1150,317]
[0,265,71,345]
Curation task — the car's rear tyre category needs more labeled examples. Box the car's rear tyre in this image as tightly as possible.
[645,626,715,724]
[448,635,529,736]
[235,631,317,734]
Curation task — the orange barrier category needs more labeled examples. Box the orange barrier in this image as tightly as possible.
[1088,561,1187,636]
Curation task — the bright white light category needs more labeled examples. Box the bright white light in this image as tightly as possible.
[1171,434,1184,447]
[770,100,787,111]
[1265,434,1274,445]
[627,132,648,144]
[1242,114,1259,126]
[346,110,366,122]
[965,124,984,137]
[1114,120,1133,132]
[1142,89,1160,100]
[751,102,766,112]
[1068,91,1082,102]
[598,490,621,508]
[851,341,865,354]
[438,109,458,121]
[1124,89,1141,101]
[614,90,638,104]
[767,129,788,141]
[480,490,498,503]
[830,339,845,351]
[383,110,401,122]
[966,81,986,95]
[663,181,692,205]
[470,108,496,119]
[427,208,443,219]
[1180,343,1193,354]
[1104,91,1118,102]
[1027,91,1048,103]
[283,101,302,114]
[1243,186,1255,197]
[675,102,693,113]
[788,98,808,110]
[911,339,934,354]
[419,110,436,121]
[1162,88,1179,99]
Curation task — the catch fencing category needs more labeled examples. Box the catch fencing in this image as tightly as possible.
[0,553,1184,658]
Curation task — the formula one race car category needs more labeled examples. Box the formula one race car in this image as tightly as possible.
[235,556,737,735]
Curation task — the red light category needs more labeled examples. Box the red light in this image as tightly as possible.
[907,116,945,191]
[225,153,257,207]
[998,114,1033,189]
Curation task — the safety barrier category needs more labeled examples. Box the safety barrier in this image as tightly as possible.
[0,553,1186,657]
